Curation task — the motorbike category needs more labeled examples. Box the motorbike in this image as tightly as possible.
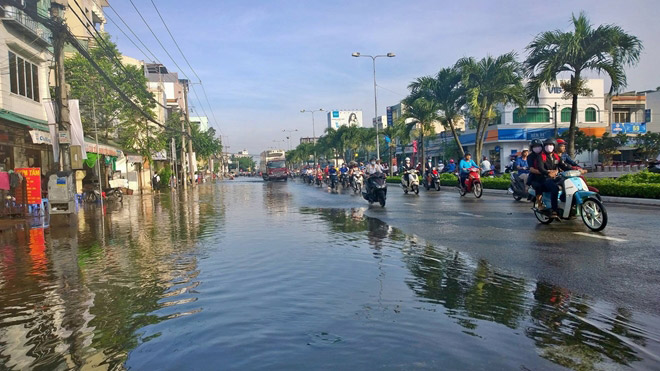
[481,169,495,178]
[103,187,123,203]
[362,172,387,207]
[340,173,349,189]
[529,170,608,231]
[351,171,364,193]
[315,173,323,187]
[508,172,530,201]
[458,167,483,198]
[401,169,420,195]
[424,168,441,191]
[329,173,338,190]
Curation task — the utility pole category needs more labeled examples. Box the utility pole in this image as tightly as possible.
[51,1,71,171]
[92,99,103,210]
[554,102,558,138]
[183,81,195,187]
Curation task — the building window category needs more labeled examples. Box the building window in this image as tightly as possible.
[614,110,630,123]
[7,51,40,102]
[585,107,597,122]
[513,108,550,123]
[561,108,572,122]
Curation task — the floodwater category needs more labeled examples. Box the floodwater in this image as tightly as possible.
[1,179,659,370]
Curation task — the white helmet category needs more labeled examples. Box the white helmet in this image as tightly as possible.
[405,157,410,162]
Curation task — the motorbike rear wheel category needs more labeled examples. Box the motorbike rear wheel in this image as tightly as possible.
[534,209,553,224]
[581,198,607,232]
[413,185,419,195]
[458,186,466,196]
[473,183,483,198]
[434,181,440,191]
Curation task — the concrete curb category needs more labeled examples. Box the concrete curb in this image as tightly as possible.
[481,188,660,207]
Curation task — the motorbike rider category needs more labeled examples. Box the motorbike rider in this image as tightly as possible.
[531,138,572,219]
[400,157,414,186]
[459,152,478,189]
[339,163,349,182]
[444,159,456,173]
[556,139,580,168]
[514,149,530,184]
[481,156,491,174]
[364,157,383,193]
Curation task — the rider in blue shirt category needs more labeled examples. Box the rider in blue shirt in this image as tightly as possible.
[328,164,338,175]
[459,153,478,188]
[339,163,349,174]
[444,159,456,173]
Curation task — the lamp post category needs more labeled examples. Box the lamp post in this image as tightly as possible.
[352,52,395,160]
[282,129,298,150]
[300,108,324,166]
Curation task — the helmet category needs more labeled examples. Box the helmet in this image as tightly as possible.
[530,139,543,148]
[449,159,454,163]
[405,157,410,162]
[543,137,557,147]
[556,139,566,145]
[465,152,471,157]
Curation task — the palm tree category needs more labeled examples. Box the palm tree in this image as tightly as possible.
[525,12,642,157]
[457,52,526,162]
[408,66,468,158]
[401,95,441,174]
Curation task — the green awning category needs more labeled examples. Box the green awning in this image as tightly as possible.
[0,109,50,131]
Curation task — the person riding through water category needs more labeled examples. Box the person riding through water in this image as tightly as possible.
[400,157,414,186]
[364,157,383,193]
[527,139,544,207]
[530,138,572,219]
[459,152,478,190]
[339,162,349,182]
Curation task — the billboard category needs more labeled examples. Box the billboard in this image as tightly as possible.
[611,122,647,134]
[327,110,363,129]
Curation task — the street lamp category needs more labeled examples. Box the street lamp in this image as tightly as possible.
[300,108,324,166]
[282,129,298,150]
[352,52,395,160]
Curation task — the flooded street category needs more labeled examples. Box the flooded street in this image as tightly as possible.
[1,179,659,370]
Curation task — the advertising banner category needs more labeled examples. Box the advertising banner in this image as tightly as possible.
[611,122,646,134]
[15,168,42,205]
[29,130,53,145]
[328,110,363,129]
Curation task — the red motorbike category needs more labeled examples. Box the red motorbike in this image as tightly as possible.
[458,167,483,198]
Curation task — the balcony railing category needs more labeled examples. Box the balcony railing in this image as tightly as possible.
[2,5,52,45]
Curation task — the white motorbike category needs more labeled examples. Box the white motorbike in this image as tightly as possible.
[351,171,364,193]
[401,169,420,195]
[529,170,608,231]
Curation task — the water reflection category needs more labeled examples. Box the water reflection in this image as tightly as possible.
[0,186,224,369]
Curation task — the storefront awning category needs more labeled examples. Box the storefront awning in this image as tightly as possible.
[0,109,49,131]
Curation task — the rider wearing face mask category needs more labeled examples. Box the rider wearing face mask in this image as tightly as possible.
[531,138,572,218]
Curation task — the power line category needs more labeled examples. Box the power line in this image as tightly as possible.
[68,1,168,111]
[126,0,216,135]
[106,2,161,64]
[148,0,221,133]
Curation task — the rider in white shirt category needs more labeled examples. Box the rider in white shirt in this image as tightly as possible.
[481,156,492,173]
[365,158,383,177]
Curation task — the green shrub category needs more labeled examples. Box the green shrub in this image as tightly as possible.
[386,176,401,183]
[158,167,172,188]
[614,171,660,184]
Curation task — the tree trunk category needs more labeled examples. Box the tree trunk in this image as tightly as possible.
[389,145,393,176]
[420,130,425,174]
[569,74,580,158]
[448,118,465,158]
[474,105,487,162]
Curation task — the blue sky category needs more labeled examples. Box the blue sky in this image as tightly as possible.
[105,0,660,155]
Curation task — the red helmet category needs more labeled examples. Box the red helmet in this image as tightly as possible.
[556,139,566,145]
[449,159,454,163]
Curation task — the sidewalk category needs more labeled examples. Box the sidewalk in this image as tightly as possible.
[482,188,660,207]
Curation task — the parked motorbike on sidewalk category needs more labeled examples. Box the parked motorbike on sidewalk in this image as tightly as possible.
[458,167,483,198]
[362,173,387,207]
[425,168,441,191]
[529,170,608,231]
[401,169,420,195]
[104,187,123,203]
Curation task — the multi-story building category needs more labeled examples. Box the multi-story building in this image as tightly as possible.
[0,1,55,173]
[64,0,108,48]
[190,116,209,131]
[645,90,660,134]
[234,149,250,158]
[461,79,607,170]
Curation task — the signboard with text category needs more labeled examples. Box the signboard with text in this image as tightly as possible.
[612,122,646,134]
[15,168,42,205]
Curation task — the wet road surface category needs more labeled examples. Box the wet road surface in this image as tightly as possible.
[0,178,658,370]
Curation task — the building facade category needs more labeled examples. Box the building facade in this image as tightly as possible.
[460,79,607,171]
[0,1,55,174]
[190,116,209,131]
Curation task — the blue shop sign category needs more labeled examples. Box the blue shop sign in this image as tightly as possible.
[612,122,647,134]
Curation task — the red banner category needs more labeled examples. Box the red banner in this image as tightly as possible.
[412,140,418,153]
[15,168,41,205]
